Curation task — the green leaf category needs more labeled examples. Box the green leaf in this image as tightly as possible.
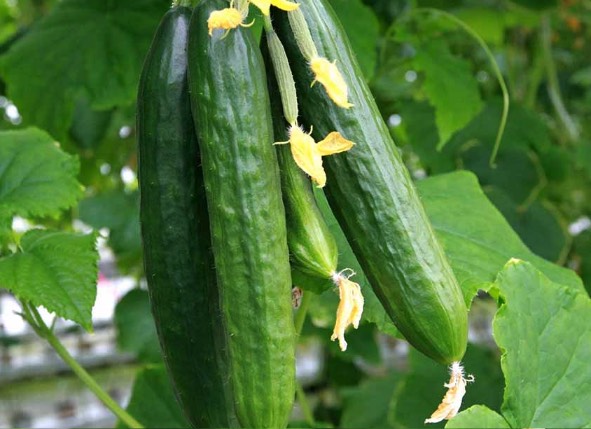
[417,171,584,301]
[0,229,97,330]
[411,40,483,148]
[445,405,509,428]
[454,8,505,45]
[0,128,83,220]
[493,260,591,428]
[486,189,569,263]
[388,345,504,429]
[340,371,400,428]
[331,0,380,80]
[78,190,141,270]
[117,365,189,429]
[114,289,161,364]
[0,0,167,139]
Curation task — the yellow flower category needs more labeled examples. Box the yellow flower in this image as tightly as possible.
[278,126,355,187]
[249,0,300,16]
[330,271,364,352]
[207,7,244,35]
[425,362,475,424]
[310,57,353,109]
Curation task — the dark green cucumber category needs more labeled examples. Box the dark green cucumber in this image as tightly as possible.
[137,6,237,428]
[273,0,468,365]
[188,2,296,428]
[261,32,338,286]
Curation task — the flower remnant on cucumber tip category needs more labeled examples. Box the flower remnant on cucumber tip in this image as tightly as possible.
[276,125,355,188]
[330,269,364,352]
[207,7,246,35]
[250,0,299,16]
[425,362,474,424]
[310,57,353,109]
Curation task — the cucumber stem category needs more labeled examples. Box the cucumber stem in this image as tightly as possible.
[413,8,510,167]
[294,290,311,335]
[21,303,144,429]
[296,380,316,427]
[540,15,579,143]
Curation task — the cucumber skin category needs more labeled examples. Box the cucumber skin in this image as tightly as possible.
[273,0,468,364]
[261,33,338,284]
[188,2,296,428]
[137,7,238,428]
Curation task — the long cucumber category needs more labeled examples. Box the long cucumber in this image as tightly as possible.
[137,6,237,428]
[273,0,468,365]
[188,2,296,427]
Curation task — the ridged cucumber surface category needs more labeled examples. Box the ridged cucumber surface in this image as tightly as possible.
[188,2,296,427]
[273,0,468,365]
[137,6,237,428]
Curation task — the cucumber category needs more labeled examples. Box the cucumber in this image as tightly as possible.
[137,6,237,428]
[188,2,296,428]
[261,32,338,285]
[273,0,468,365]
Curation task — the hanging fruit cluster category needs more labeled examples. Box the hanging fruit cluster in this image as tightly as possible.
[137,0,471,427]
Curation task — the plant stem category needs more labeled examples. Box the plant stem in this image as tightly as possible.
[173,0,194,7]
[296,379,316,427]
[414,8,510,166]
[540,15,579,143]
[294,290,311,335]
[25,305,144,429]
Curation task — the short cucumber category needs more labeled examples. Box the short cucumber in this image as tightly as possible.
[137,6,237,428]
[273,0,468,365]
[261,32,338,285]
[188,2,296,428]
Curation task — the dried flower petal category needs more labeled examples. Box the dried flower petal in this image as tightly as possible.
[330,271,364,351]
[316,131,355,156]
[310,57,353,109]
[425,362,475,424]
[287,126,325,187]
[207,7,244,35]
[250,0,299,15]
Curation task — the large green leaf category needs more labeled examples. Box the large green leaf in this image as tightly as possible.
[493,260,591,428]
[418,171,584,300]
[446,405,509,428]
[114,289,161,364]
[0,0,167,139]
[330,0,379,80]
[78,190,141,270]
[0,229,97,330]
[117,365,189,429]
[411,40,483,148]
[0,128,83,220]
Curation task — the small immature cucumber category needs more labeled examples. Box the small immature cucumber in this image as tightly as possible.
[188,2,296,428]
[273,0,468,365]
[262,32,338,284]
[137,6,237,428]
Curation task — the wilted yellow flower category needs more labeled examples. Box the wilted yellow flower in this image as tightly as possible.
[330,271,364,352]
[249,0,299,16]
[425,362,475,424]
[277,126,355,187]
[207,7,244,35]
[310,57,353,109]
[288,125,325,187]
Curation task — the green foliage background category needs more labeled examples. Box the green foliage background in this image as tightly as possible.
[0,0,590,428]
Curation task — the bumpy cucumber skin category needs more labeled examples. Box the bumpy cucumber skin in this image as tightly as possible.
[273,0,468,365]
[188,2,296,428]
[137,7,237,428]
[261,33,338,283]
